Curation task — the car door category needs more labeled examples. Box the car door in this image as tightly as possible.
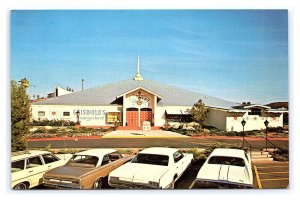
[25,155,45,187]
[173,151,184,177]
[11,159,27,188]
[41,153,63,170]
[107,151,123,170]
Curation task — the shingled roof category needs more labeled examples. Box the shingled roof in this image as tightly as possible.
[33,79,239,110]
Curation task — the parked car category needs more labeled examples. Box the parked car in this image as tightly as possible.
[108,147,194,189]
[192,148,253,189]
[11,150,68,189]
[43,149,134,189]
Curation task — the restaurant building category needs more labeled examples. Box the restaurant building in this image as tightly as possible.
[31,57,287,131]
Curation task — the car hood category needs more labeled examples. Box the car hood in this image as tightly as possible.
[110,162,169,182]
[196,164,251,185]
[44,165,93,180]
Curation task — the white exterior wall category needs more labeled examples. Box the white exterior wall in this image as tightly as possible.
[31,105,120,126]
[56,86,73,96]
[155,106,166,126]
[226,113,284,132]
[31,104,284,130]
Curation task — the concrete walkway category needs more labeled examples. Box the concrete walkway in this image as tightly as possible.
[102,130,189,138]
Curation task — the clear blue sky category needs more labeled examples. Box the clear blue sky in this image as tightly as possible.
[11,10,288,104]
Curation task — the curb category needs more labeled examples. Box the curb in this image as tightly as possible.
[26,135,288,141]
[190,136,288,141]
[102,136,189,139]
[27,136,102,141]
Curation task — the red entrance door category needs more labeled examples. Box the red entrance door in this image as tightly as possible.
[126,111,138,127]
[140,110,152,126]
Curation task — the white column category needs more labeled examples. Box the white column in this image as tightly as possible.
[122,95,126,127]
[138,108,141,128]
[153,96,157,126]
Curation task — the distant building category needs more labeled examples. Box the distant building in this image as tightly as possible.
[31,57,287,131]
[47,86,73,98]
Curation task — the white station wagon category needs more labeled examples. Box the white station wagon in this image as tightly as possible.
[108,147,193,189]
[193,148,253,189]
[11,150,68,189]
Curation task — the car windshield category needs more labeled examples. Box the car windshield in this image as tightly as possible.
[208,156,245,167]
[131,153,169,166]
[67,155,99,168]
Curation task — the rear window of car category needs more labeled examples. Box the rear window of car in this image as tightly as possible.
[208,156,245,167]
[12,159,25,172]
[42,154,60,164]
[131,153,169,166]
[67,155,99,168]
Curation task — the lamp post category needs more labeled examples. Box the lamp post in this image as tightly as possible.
[241,119,246,147]
[264,119,269,152]
[76,110,80,125]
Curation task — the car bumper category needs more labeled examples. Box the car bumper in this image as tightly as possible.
[109,180,160,189]
[193,179,253,189]
[43,179,82,189]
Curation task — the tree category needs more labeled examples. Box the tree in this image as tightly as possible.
[11,80,31,151]
[187,99,209,131]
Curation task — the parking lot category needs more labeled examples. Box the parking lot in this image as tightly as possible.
[32,159,288,190]
[253,161,289,189]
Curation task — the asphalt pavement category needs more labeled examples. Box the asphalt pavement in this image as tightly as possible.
[253,161,289,189]
[27,137,288,150]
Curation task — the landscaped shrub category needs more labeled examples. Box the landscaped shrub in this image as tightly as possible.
[181,148,206,161]
[27,126,114,139]
[273,147,289,161]
[32,119,76,126]
[267,126,285,133]
[203,143,243,156]
[33,127,47,134]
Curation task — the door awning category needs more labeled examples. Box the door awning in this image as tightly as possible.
[165,109,183,115]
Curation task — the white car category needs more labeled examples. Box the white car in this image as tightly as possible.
[108,147,193,189]
[11,150,69,189]
[193,148,253,189]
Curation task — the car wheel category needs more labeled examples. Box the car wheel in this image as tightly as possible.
[169,176,177,189]
[93,178,103,189]
[169,180,175,189]
[13,182,28,190]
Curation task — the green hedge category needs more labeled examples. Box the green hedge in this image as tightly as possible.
[273,147,289,161]
[31,119,76,126]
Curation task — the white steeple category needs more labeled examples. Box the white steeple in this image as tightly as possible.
[134,53,143,81]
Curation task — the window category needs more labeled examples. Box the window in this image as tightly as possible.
[42,154,60,164]
[107,112,121,123]
[27,156,43,168]
[249,108,262,116]
[12,159,25,173]
[63,112,70,116]
[208,156,245,167]
[108,152,123,161]
[38,111,45,117]
[173,151,184,163]
[67,155,99,168]
[101,155,111,166]
[131,153,169,166]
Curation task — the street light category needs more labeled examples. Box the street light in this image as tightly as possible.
[264,119,269,152]
[241,119,246,147]
[76,110,80,125]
